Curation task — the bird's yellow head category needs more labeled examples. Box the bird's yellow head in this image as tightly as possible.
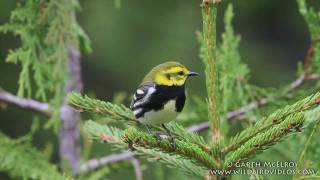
[143,61,198,86]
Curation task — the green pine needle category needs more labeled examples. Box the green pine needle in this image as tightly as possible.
[83,121,215,177]
[224,112,305,168]
[226,91,320,153]
[68,92,135,123]
[123,128,219,170]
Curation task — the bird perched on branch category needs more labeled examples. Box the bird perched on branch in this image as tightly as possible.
[130,61,198,147]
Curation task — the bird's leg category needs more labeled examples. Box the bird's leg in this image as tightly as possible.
[144,124,152,134]
[144,124,163,141]
[161,124,176,148]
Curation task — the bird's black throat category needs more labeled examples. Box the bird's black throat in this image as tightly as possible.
[134,84,186,118]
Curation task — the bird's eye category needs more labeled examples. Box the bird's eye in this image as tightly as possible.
[178,71,184,76]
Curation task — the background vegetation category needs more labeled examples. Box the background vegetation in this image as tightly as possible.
[0,0,320,180]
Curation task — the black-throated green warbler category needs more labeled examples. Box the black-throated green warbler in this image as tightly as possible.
[130,61,198,145]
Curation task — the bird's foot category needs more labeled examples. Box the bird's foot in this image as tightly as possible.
[153,131,163,141]
[153,132,176,148]
[169,135,176,149]
[161,124,176,149]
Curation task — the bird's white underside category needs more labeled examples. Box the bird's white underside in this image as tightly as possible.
[132,85,178,125]
[137,100,178,125]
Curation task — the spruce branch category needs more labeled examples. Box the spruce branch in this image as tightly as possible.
[167,123,210,153]
[81,121,214,173]
[83,121,211,177]
[136,148,207,177]
[82,147,207,177]
[224,112,305,168]
[224,91,320,153]
[68,92,135,123]
[83,121,145,177]
[84,120,125,147]
[201,0,221,154]
[122,128,219,170]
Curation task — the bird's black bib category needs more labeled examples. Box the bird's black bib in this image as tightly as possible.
[131,83,186,119]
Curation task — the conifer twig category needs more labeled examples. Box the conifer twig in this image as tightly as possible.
[224,92,320,154]
[201,0,221,159]
[83,121,209,176]
[68,92,135,122]
[81,121,213,172]
[85,120,219,170]
[224,112,305,167]
[122,128,219,169]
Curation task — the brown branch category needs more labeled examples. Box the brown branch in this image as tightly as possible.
[228,73,319,121]
[81,152,143,180]
[130,157,143,180]
[227,98,270,121]
[80,152,134,172]
[59,46,82,174]
[303,39,320,76]
[186,122,210,132]
[0,88,50,115]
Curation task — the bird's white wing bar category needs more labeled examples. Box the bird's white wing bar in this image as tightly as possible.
[133,89,145,101]
[133,108,143,116]
[137,89,144,95]
[130,82,156,110]
[133,86,156,108]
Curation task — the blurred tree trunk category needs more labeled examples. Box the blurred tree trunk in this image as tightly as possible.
[59,46,82,174]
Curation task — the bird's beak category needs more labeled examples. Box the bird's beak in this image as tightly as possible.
[187,71,199,77]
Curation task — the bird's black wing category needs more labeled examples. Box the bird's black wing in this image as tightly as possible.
[130,81,156,111]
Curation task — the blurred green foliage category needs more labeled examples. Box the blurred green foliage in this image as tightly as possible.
[1,0,320,180]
